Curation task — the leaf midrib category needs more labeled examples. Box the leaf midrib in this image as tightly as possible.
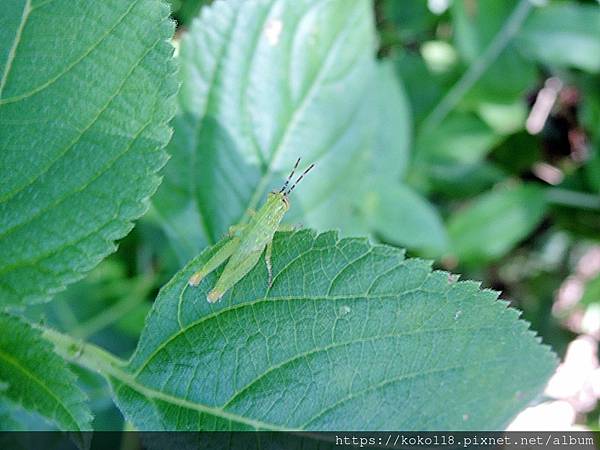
[0,0,31,99]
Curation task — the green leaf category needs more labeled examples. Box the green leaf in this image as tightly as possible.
[451,0,515,63]
[0,398,24,431]
[516,3,600,73]
[427,162,507,199]
[476,100,527,136]
[451,0,535,105]
[395,52,460,126]
[153,0,376,258]
[363,183,448,255]
[448,184,548,265]
[372,61,412,180]
[415,112,499,166]
[581,274,600,307]
[25,256,154,347]
[0,0,177,306]
[168,0,208,27]
[492,132,541,176]
[298,61,414,241]
[381,0,437,44]
[107,230,555,430]
[0,313,92,434]
[585,148,600,193]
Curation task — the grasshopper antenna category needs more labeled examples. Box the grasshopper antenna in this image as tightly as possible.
[279,158,301,193]
[286,163,315,195]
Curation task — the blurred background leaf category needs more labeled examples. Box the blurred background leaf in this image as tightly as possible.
[516,3,600,73]
[447,183,548,265]
[155,0,377,262]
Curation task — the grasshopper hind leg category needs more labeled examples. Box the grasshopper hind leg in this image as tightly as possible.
[188,237,240,287]
[207,289,223,303]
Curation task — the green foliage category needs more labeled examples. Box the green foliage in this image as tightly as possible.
[363,182,447,255]
[110,231,555,430]
[416,112,499,166]
[3,0,599,434]
[168,0,208,26]
[0,313,92,435]
[451,0,535,104]
[517,3,600,73]
[0,0,177,306]
[582,274,600,307]
[447,184,548,265]
[154,0,377,257]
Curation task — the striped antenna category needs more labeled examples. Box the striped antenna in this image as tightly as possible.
[286,163,315,195]
[279,158,301,193]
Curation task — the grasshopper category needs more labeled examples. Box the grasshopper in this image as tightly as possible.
[188,158,315,303]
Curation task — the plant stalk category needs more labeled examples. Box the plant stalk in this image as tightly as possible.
[70,275,154,339]
[420,0,533,134]
[41,326,127,377]
[546,188,600,210]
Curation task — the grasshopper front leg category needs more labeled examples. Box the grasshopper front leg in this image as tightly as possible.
[188,237,240,286]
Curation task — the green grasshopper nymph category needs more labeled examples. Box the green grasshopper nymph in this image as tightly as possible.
[188,158,315,303]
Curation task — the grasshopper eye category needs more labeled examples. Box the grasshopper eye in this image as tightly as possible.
[282,196,290,208]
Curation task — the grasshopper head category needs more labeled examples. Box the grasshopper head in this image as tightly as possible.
[268,191,290,210]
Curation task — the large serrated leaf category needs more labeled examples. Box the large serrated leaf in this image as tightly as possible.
[0,0,177,305]
[0,313,92,435]
[153,0,376,260]
[107,230,555,430]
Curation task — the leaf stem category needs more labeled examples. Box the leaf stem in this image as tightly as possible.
[52,298,79,331]
[41,326,128,376]
[41,326,291,431]
[70,275,154,339]
[419,0,533,133]
[546,188,600,210]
